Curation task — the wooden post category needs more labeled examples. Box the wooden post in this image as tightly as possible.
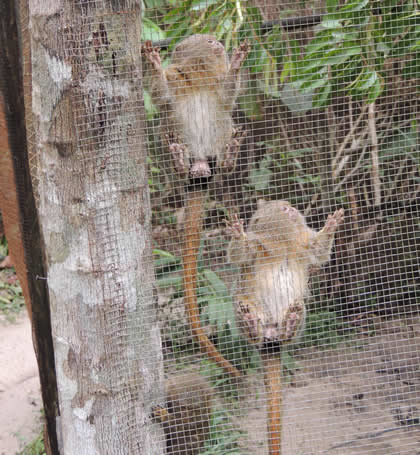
[29,0,165,453]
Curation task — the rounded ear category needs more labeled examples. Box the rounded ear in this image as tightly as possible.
[257,199,267,209]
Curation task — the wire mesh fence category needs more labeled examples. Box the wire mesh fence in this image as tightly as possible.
[141,1,419,453]
[28,0,419,454]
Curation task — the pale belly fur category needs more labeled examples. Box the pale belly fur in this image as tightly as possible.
[255,261,308,326]
[175,91,232,160]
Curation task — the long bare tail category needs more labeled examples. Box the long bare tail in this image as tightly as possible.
[183,189,241,378]
[262,352,283,455]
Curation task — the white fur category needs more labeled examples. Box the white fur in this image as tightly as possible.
[255,261,307,328]
[175,91,232,160]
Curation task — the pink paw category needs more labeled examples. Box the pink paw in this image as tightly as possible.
[230,40,250,72]
[325,208,345,233]
[141,41,162,71]
[225,214,245,239]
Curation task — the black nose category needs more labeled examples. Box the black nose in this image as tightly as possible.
[260,340,281,354]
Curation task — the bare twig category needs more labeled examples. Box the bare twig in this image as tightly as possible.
[384,154,410,202]
[363,182,371,207]
[324,426,417,453]
[348,186,359,230]
[304,192,319,216]
[368,102,381,206]
[332,154,350,180]
[333,144,368,194]
[331,104,368,172]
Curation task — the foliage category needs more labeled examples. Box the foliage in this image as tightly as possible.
[201,406,244,455]
[142,0,419,109]
[19,432,45,455]
[0,232,8,257]
[154,247,257,371]
[300,311,344,348]
[0,281,25,322]
[291,0,419,106]
[146,1,419,322]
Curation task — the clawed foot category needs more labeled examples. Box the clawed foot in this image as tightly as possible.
[141,41,162,71]
[238,301,261,343]
[225,214,245,239]
[230,40,250,72]
[222,127,246,171]
[165,133,188,178]
[282,302,305,342]
[324,208,345,233]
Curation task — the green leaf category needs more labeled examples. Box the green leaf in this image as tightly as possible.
[153,249,177,259]
[322,45,362,66]
[313,82,332,108]
[326,0,339,14]
[354,69,378,91]
[166,19,190,40]
[156,275,183,288]
[379,130,418,160]
[280,83,314,113]
[202,269,229,297]
[144,0,167,9]
[338,0,369,14]
[300,77,327,93]
[191,0,218,10]
[163,6,188,24]
[248,155,273,191]
[367,76,383,103]
[142,17,166,41]
[306,35,336,56]
[321,19,343,29]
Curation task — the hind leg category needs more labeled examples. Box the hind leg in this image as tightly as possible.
[222,127,246,172]
[165,133,189,178]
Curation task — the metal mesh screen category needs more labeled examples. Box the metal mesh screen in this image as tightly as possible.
[141,1,419,454]
[31,0,419,454]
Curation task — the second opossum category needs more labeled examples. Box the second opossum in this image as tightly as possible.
[227,200,345,350]
[152,372,214,455]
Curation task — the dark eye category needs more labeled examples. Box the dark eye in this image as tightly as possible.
[167,401,174,413]
[207,39,214,43]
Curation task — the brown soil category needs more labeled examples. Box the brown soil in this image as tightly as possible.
[0,310,419,455]
[235,317,420,454]
[0,313,42,454]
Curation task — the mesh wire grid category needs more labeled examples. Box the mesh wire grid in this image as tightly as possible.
[29,0,419,454]
[140,1,419,453]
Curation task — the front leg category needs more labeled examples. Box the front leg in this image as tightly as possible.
[230,40,251,74]
[141,41,163,73]
[323,208,345,234]
[226,214,251,265]
[237,299,263,345]
[226,214,261,266]
[142,41,172,102]
[223,40,250,107]
[309,208,345,265]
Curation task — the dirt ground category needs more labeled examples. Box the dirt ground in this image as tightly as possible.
[0,313,42,455]
[0,310,419,455]
[235,317,420,455]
